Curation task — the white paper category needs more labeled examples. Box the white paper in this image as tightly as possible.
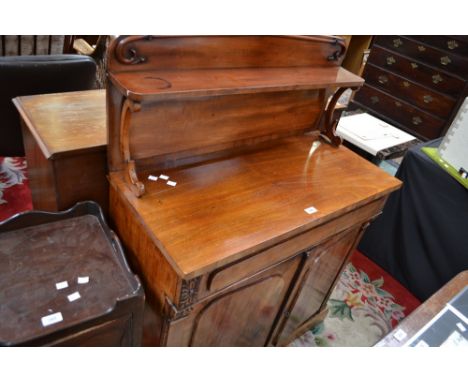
[41,312,63,327]
[440,331,468,347]
[167,180,177,187]
[55,281,68,290]
[393,328,407,341]
[336,113,416,156]
[148,175,158,181]
[67,291,81,302]
[304,206,318,215]
[159,174,169,180]
[415,340,429,347]
[77,276,89,284]
[457,322,466,332]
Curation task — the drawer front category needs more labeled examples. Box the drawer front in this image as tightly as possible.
[375,36,468,78]
[353,84,445,140]
[410,35,468,56]
[364,63,456,119]
[368,46,465,98]
[199,198,386,299]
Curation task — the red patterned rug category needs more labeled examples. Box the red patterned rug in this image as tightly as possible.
[0,156,420,346]
[0,157,32,222]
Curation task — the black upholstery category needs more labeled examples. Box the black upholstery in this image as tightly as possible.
[0,55,96,156]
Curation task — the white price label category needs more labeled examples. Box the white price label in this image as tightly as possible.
[77,276,89,284]
[41,312,63,327]
[67,292,81,302]
[167,180,177,187]
[304,206,318,215]
[159,174,169,180]
[55,281,68,290]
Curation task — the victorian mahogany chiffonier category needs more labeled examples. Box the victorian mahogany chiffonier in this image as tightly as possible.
[106,36,401,346]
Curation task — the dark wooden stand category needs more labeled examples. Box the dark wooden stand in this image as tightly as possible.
[0,201,144,346]
[106,35,401,346]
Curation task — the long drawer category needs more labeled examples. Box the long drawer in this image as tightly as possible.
[375,36,468,78]
[409,35,468,57]
[353,84,445,140]
[368,45,465,98]
[364,63,456,119]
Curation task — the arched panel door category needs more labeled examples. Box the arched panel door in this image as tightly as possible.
[188,255,301,346]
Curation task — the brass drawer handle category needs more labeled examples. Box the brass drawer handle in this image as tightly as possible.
[402,81,410,88]
[432,74,443,84]
[411,62,418,69]
[423,95,434,104]
[412,116,422,125]
[370,96,379,104]
[395,101,402,107]
[447,40,458,50]
[393,38,403,48]
[441,56,451,65]
[386,56,396,65]
[378,75,388,84]
[418,45,426,52]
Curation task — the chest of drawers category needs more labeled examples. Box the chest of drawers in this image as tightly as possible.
[351,35,468,140]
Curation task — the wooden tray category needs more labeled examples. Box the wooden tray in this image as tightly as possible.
[0,201,144,346]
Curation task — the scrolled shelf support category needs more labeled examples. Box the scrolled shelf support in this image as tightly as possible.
[320,86,359,147]
[120,98,145,198]
[115,35,153,65]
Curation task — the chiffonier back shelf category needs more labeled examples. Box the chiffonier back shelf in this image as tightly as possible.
[106,35,363,197]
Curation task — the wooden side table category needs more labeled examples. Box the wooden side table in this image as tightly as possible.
[0,201,144,346]
[376,270,468,346]
[13,90,108,213]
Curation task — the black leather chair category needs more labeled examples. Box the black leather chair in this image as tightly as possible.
[0,55,97,156]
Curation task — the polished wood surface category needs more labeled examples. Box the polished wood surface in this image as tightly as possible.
[14,90,106,159]
[110,136,400,278]
[0,202,144,346]
[376,271,468,347]
[108,35,347,72]
[107,36,398,346]
[110,67,363,102]
[15,90,108,213]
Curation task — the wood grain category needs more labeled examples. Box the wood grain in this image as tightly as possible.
[14,90,106,159]
[15,91,108,213]
[110,135,400,278]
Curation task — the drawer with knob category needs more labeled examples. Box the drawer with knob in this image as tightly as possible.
[353,84,445,140]
[374,36,468,78]
[363,63,456,119]
[367,45,465,98]
[410,35,468,56]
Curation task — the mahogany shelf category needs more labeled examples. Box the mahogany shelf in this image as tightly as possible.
[109,66,364,102]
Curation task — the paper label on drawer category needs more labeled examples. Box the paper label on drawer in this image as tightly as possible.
[77,276,89,284]
[393,328,407,341]
[167,180,177,187]
[304,206,318,214]
[55,281,68,290]
[67,292,81,302]
[159,174,169,180]
[148,175,158,181]
[41,312,63,327]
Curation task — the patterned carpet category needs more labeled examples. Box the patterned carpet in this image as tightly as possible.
[0,156,421,346]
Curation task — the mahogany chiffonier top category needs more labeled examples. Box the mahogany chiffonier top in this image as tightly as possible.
[13,89,106,159]
[109,135,401,278]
